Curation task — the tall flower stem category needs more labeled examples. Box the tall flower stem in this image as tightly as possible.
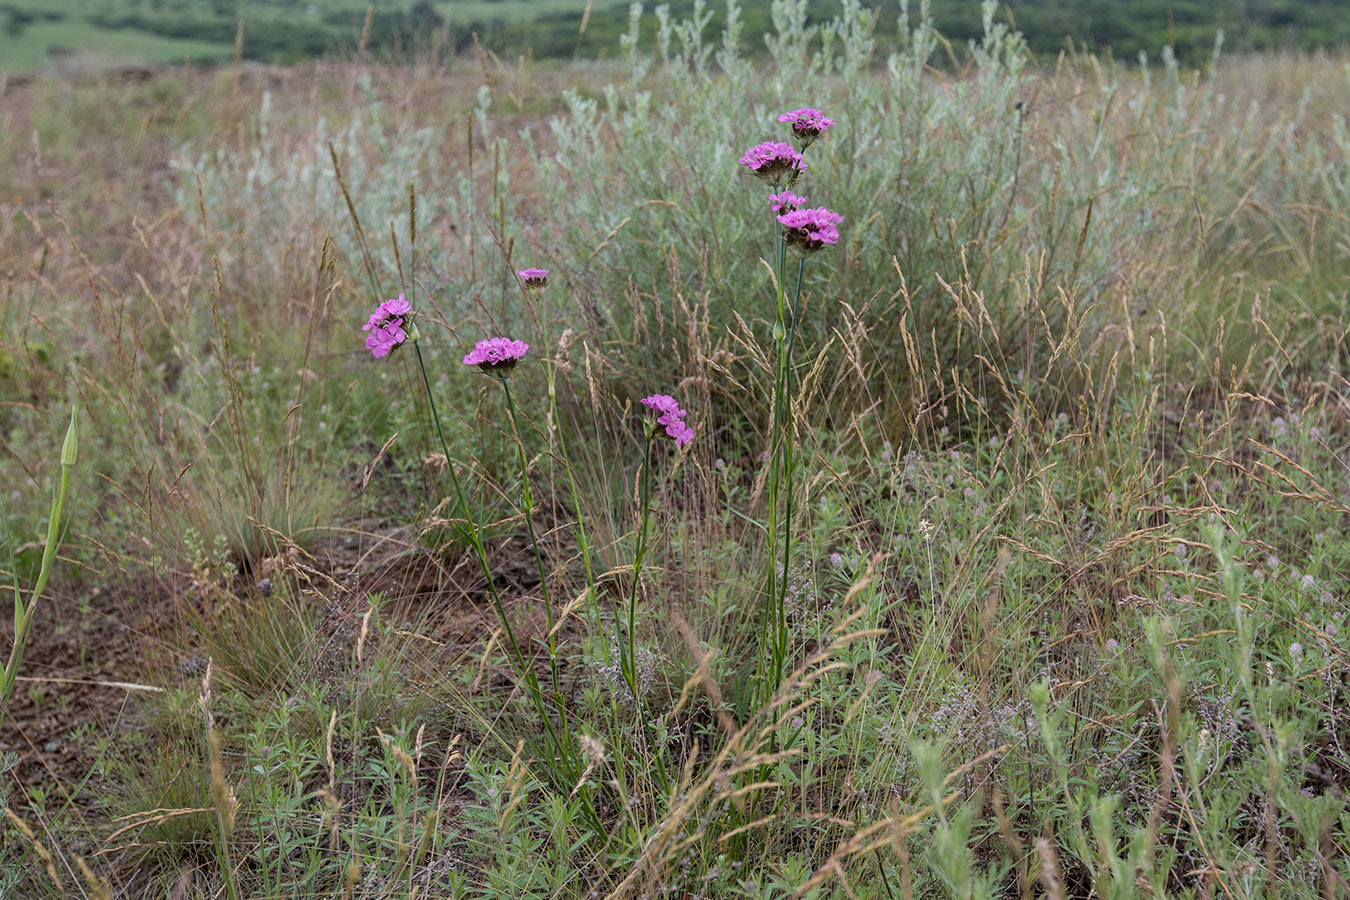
[527,291,603,666]
[499,376,562,702]
[774,256,807,686]
[623,436,655,702]
[760,216,783,696]
[411,341,567,753]
[621,433,671,794]
[762,207,799,703]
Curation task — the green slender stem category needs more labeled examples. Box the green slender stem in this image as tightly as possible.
[500,376,561,702]
[546,353,602,642]
[524,284,605,667]
[623,436,654,703]
[760,205,789,704]
[786,257,805,359]
[775,256,807,687]
[0,408,76,734]
[623,435,671,794]
[410,341,566,757]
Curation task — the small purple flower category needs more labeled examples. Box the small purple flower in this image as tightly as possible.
[366,322,407,358]
[778,108,835,147]
[463,337,530,375]
[738,141,806,186]
[517,267,550,290]
[640,393,693,449]
[769,191,806,214]
[777,206,843,253]
[363,293,412,358]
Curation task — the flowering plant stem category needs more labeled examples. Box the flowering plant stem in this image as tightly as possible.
[620,434,671,792]
[622,436,654,704]
[410,341,570,764]
[499,376,562,704]
[775,258,806,678]
[762,222,807,706]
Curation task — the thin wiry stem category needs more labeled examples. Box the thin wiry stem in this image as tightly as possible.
[500,375,562,703]
[776,255,807,685]
[411,342,566,760]
[623,435,654,702]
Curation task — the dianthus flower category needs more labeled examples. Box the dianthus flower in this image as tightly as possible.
[778,107,835,147]
[463,337,529,375]
[640,393,693,449]
[363,293,413,358]
[769,190,806,214]
[517,267,550,290]
[777,207,843,254]
[738,141,806,186]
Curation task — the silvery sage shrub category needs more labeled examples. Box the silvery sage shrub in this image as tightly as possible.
[528,0,1203,426]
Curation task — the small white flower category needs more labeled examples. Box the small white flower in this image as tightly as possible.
[1289,642,1303,659]
[918,519,934,541]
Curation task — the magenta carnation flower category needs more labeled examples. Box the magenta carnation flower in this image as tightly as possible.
[640,393,693,449]
[363,293,412,358]
[778,107,835,147]
[463,337,530,374]
[769,190,806,214]
[777,207,843,254]
[738,141,806,186]
[517,267,550,290]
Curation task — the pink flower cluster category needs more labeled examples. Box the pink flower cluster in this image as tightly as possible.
[363,294,412,358]
[777,207,843,253]
[463,337,530,374]
[738,141,806,185]
[778,107,836,145]
[640,394,693,448]
[517,267,550,289]
[769,190,806,214]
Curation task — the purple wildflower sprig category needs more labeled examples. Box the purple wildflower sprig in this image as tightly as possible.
[770,191,806,214]
[463,337,530,375]
[739,141,806,187]
[363,294,413,358]
[778,107,835,149]
[778,207,843,254]
[517,267,550,290]
[622,390,693,710]
[640,393,694,449]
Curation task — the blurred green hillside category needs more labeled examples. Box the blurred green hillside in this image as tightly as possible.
[3,0,1350,71]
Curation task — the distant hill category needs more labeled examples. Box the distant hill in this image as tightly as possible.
[3,0,1348,72]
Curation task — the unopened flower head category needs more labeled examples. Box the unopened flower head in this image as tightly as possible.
[738,141,806,186]
[463,337,529,375]
[640,393,693,449]
[778,107,835,147]
[363,293,413,359]
[778,206,843,254]
[517,267,550,290]
[769,190,806,214]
